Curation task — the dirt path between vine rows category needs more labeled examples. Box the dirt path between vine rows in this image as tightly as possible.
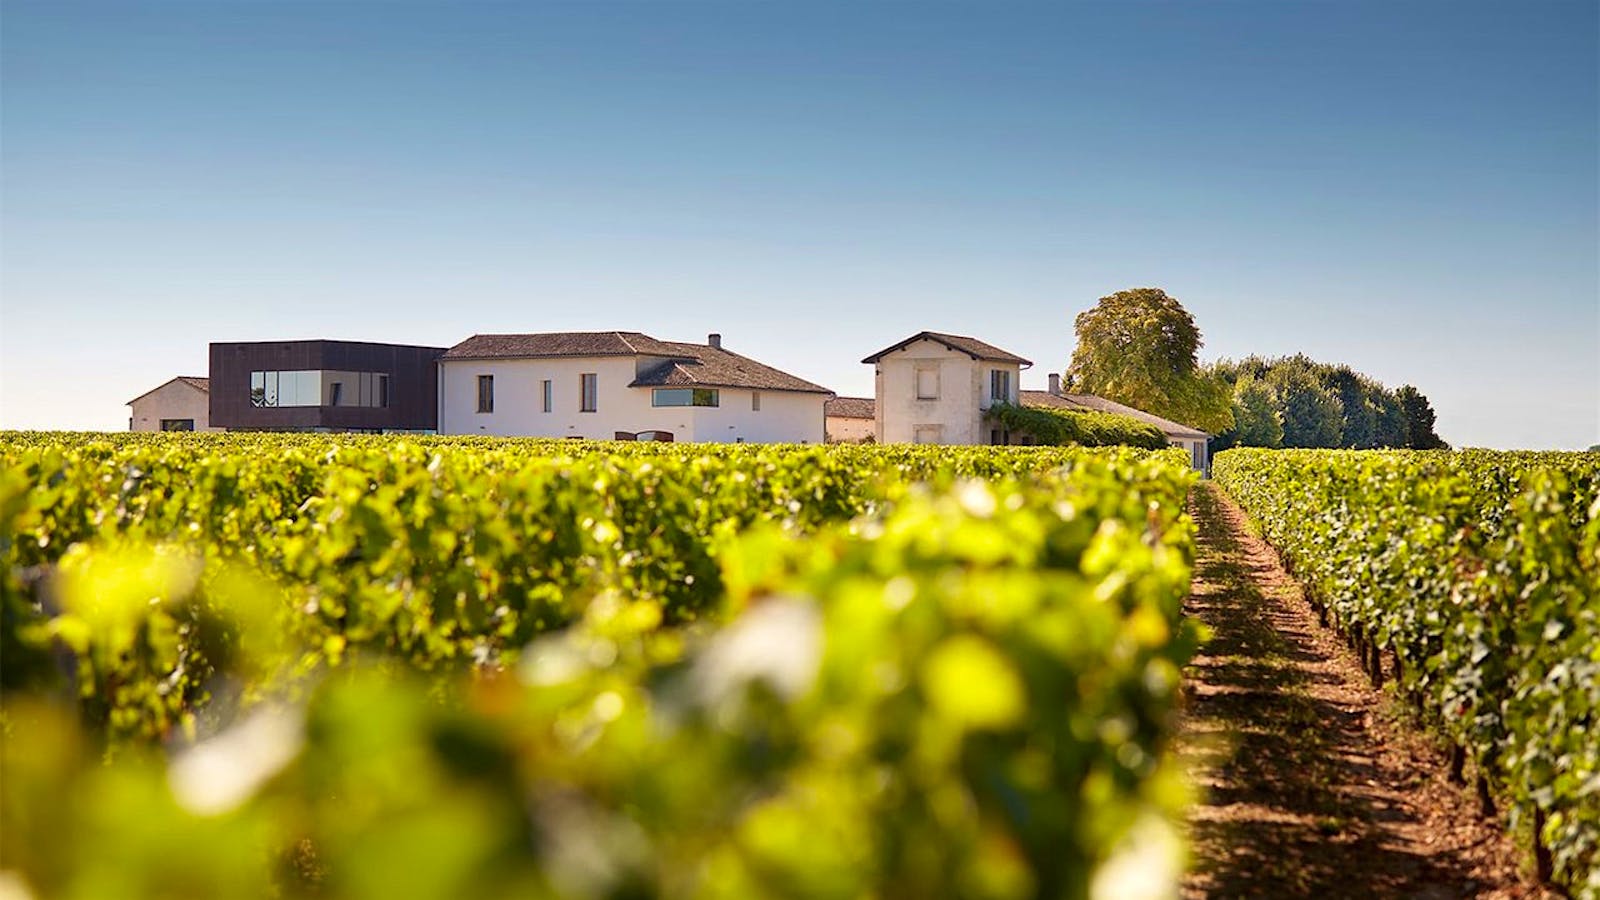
[1177,482,1552,899]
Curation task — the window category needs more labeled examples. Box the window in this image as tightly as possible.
[989,369,1012,405]
[542,379,553,413]
[477,375,494,413]
[248,370,318,407]
[652,388,718,407]
[251,370,388,408]
[913,425,942,444]
[915,365,940,400]
[580,373,598,412]
[160,419,195,431]
[751,391,761,412]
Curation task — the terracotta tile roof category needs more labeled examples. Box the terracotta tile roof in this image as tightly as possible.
[1019,389,1208,438]
[630,341,833,395]
[825,397,875,419]
[127,376,210,406]
[442,332,686,360]
[442,332,832,395]
[861,331,1032,366]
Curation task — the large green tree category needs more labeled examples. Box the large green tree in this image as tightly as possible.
[1065,288,1234,433]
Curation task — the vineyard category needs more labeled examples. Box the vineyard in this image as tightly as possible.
[1214,448,1600,897]
[1,434,1201,899]
[5,434,1595,898]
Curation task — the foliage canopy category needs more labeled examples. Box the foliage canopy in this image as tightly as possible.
[1065,288,1234,434]
[1209,355,1446,451]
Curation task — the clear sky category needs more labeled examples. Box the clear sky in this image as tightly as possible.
[3,1,1596,449]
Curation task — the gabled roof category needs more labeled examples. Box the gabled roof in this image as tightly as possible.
[629,342,833,395]
[861,331,1032,366]
[824,397,875,419]
[127,376,209,406]
[443,332,686,360]
[1020,389,1209,439]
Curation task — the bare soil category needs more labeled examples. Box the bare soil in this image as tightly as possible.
[1177,482,1553,899]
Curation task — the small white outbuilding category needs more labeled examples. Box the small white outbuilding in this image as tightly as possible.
[1022,375,1212,472]
[128,376,218,432]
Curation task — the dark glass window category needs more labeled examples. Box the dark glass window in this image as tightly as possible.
[989,370,1012,404]
[477,375,494,413]
[581,373,598,412]
[251,370,388,408]
[651,388,719,407]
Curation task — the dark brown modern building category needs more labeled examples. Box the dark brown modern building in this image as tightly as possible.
[209,340,446,432]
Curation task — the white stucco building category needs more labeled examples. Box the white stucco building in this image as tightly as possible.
[437,332,832,443]
[128,376,218,431]
[862,331,1030,445]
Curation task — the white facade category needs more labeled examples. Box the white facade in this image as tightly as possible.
[870,338,1021,445]
[128,378,218,432]
[438,356,825,443]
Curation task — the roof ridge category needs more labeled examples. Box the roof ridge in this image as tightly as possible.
[861,331,1032,367]
[1044,391,1208,437]
[128,375,210,406]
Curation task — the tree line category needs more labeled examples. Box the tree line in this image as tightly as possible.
[1209,354,1447,451]
[1062,287,1448,451]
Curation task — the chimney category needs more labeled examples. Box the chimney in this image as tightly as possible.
[708,333,722,349]
[1048,373,1062,396]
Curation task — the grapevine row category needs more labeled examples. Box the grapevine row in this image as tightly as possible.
[1213,448,1600,897]
[2,434,1200,899]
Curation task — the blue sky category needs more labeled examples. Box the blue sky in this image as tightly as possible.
[3,1,1596,448]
